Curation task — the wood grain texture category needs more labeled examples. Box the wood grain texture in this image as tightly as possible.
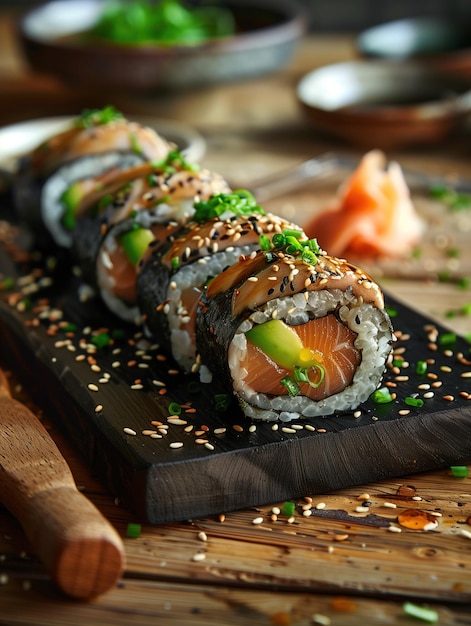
[0,369,125,598]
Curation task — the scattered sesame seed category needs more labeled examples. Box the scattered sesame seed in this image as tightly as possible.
[169,441,184,449]
[192,552,206,562]
[252,516,264,525]
[123,427,137,436]
[94,404,103,413]
[204,443,215,451]
[87,383,99,392]
[443,394,455,402]
[315,502,326,510]
[388,525,402,533]
[383,502,397,509]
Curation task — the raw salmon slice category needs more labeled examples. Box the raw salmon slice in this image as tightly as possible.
[242,314,360,402]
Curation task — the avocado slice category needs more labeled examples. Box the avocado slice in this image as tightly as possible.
[119,227,155,267]
[60,181,89,231]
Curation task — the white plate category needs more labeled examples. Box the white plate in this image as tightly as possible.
[0,115,206,172]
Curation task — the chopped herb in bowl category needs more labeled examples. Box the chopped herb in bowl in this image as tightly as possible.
[88,0,236,46]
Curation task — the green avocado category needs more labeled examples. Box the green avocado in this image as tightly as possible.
[60,181,88,231]
[119,227,155,267]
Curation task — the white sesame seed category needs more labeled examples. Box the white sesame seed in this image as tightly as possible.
[272,507,281,515]
[459,528,471,540]
[198,531,208,542]
[94,404,103,413]
[192,552,206,562]
[252,517,264,525]
[388,525,402,533]
[123,427,137,436]
[383,502,397,509]
[315,502,326,510]
[204,443,215,451]
[355,506,370,513]
[170,442,184,449]
[87,383,99,392]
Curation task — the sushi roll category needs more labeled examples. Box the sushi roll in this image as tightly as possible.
[13,106,172,247]
[137,191,307,372]
[195,236,394,421]
[74,157,232,321]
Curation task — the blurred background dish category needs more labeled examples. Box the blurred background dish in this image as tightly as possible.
[17,0,306,92]
[356,16,471,79]
[296,60,471,150]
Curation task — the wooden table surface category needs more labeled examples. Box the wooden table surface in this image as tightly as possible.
[1,8,471,625]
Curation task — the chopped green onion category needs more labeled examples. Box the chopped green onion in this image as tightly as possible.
[126,522,142,538]
[214,393,231,411]
[187,380,200,394]
[130,131,143,155]
[405,396,424,408]
[272,233,286,248]
[193,189,264,223]
[458,276,470,290]
[168,401,181,415]
[402,602,438,623]
[259,234,272,251]
[439,332,457,346]
[0,277,15,291]
[77,105,123,128]
[461,303,471,316]
[280,375,300,396]
[62,323,78,332]
[152,150,199,175]
[281,501,295,516]
[91,332,112,349]
[171,256,180,270]
[450,465,469,478]
[371,387,393,404]
[88,0,235,47]
[416,360,428,375]
[386,306,398,318]
[393,359,403,368]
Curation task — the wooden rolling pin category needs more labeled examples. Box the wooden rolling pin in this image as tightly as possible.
[0,368,125,599]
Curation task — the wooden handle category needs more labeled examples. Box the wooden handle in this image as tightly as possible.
[0,370,125,599]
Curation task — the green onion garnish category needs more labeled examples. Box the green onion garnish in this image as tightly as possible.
[405,396,424,408]
[77,105,123,128]
[91,332,112,348]
[371,387,393,404]
[168,401,181,415]
[259,234,272,251]
[402,602,438,623]
[0,277,15,291]
[416,360,428,375]
[126,522,142,538]
[193,189,264,223]
[439,332,457,346]
[450,465,469,478]
[214,393,231,411]
[187,380,200,394]
[151,150,199,175]
[171,257,180,270]
[281,501,295,516]
[386,306,398,318]
[280,375,300,397]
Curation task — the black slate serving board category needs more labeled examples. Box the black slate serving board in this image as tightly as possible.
[1,206,470,524]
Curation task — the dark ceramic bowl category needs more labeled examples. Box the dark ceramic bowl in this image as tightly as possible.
[296,60,471,150]
[357,17,471,79]
[18,0,306,93]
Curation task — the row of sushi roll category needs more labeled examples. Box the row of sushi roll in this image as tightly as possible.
[12,107,394,422]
